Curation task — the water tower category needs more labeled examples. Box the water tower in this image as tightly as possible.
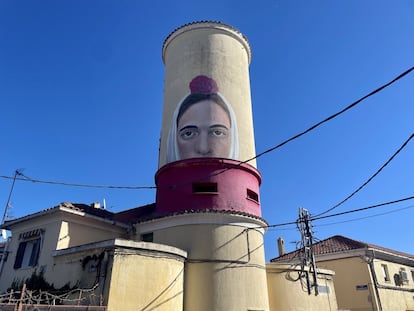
[139,21,269,311]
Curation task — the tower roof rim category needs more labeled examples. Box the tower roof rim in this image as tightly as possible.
[162,21,251,65]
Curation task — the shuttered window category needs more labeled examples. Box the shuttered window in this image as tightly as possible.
[14,238,41,269]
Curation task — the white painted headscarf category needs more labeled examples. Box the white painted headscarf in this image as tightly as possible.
[166,76,239,163]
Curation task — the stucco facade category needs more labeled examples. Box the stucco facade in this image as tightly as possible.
[272,235,414,311]
[148,156,271,311]
[53,239,187,311]
[136,211,269,311]
[266,263,338,311]
[1,203,339,311]
[0,203,128,292]
[317,252,414,311]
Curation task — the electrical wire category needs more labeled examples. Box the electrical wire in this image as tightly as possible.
[2,172,412,232]
[311,195,414,222]
[245,65,414,163]
[178,65,414,188]
[314,204,414,227]
[313,132,414,217]
[0,66,412,191]
[248,194,414,231]
[0,173,156,190]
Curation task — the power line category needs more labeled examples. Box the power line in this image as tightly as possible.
[2,171,413,235]
[0,173,156,190]
[311,195,414,222]
[0,66,413,191]
[314,204,414,227]
[245,65,414,163]
[162,65,414,189]
[255,195,414,231]
[314,132,414,217]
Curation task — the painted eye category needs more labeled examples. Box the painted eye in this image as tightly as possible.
[209,127,228,137]
[180,128,198,140]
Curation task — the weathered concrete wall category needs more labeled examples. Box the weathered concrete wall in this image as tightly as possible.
[266,263,338,311]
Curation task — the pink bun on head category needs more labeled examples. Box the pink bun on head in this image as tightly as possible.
[189,75,219,94]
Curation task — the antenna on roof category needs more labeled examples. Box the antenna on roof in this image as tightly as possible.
[1,169,24,240]
[103,198,107,210]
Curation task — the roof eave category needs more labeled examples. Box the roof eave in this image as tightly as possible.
[1,206,129,230]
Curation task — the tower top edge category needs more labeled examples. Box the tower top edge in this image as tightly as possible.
[162,21,251,64]
[155,158,261,183]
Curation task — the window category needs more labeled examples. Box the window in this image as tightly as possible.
[400,268,409,284]
[318,285,331,294]
[192,182,217,193]
[381,264,390,282]
[411,270,414,283]
[14,238,41,269]
[141,232,154,242]
[246,189,259,203]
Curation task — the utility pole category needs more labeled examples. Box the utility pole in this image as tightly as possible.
[298,207,319,295]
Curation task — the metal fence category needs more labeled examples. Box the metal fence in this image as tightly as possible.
[0,304,106,311]
[0,284,106,311]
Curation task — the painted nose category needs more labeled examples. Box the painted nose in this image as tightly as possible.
[196,133,211,155]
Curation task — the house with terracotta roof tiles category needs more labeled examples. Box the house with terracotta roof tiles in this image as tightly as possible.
[0,200,339,311]
[0,202,187,310]
[271,235,414,311]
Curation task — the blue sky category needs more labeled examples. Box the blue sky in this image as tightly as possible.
[1,1,413,262]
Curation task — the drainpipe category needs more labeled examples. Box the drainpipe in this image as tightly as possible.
[366,250,383,311]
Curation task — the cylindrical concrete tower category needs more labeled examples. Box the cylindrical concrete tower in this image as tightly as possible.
[140,21,269,311]
[159,21,257,168]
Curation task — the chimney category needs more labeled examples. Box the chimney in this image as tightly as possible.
[91,202,100,209]
[277,237,285,256]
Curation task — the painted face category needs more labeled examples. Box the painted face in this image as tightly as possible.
[177,100,231,159]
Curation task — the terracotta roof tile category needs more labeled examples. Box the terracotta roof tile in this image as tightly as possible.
[113,203,156,224]
[271,235,414,262]
[136,208,268,224]
[63,202,115,220]
[3,201,264,229]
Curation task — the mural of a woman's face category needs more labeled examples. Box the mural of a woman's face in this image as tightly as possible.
[177,99,231,159]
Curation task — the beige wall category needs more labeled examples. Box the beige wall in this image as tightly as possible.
[0,215,62,291]
[159,22,257,167]
[0,210,128,292]
[372,258,414,311]
[106,245,185,311]
[56,216,127,250]
[53,239,187,310]
[266,263,338,311]
[52,245,103,294]
[140,217,269,311]
[318,256,376,311]
[318,255,414,311]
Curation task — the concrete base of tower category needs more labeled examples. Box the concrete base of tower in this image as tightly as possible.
[149,158,269,310]
[136,212,270,311]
